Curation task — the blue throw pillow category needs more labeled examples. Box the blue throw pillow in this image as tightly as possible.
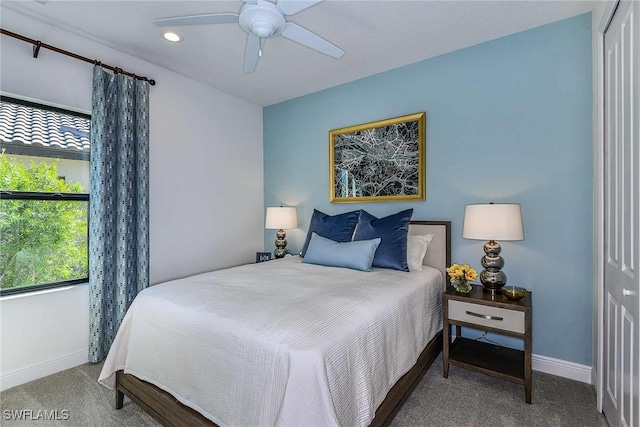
[353,209,413,271]
[302,233,381,272]
[301,209,361,257]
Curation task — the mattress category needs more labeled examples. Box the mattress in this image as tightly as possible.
[99,256,443,427]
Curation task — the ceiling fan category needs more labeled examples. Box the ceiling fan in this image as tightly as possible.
[153,0,344,73]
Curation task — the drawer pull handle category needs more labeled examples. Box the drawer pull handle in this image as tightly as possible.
[466,310,503,321]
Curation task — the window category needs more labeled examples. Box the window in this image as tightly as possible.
[0,96,90,295]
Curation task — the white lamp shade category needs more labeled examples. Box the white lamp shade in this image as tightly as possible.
[265,207,297,229]
[462,203,524,241]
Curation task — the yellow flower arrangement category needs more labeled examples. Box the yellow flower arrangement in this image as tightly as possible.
[445,263,478,293]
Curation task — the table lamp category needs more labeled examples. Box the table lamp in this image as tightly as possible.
[265,206,297,258]
[462,203,524,294]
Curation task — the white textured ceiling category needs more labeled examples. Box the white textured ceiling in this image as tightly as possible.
[1,1,594,106]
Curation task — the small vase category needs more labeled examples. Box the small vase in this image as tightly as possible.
[452,280,472,294]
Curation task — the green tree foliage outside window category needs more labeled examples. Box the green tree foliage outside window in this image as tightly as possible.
[0,153,88,290]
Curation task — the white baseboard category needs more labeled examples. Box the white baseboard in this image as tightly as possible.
[1,350,88,392]
[532,353,592,384]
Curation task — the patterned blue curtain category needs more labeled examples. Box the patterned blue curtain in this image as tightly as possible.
[88,66,150,363]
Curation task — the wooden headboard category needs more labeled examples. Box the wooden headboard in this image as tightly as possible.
[409,221,451,288]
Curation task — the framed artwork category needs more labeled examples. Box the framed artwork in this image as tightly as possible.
[329,112,426,203]
[256,252,272,263]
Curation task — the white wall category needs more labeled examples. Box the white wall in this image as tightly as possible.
[0,7,264,390]
[0,285,90,390]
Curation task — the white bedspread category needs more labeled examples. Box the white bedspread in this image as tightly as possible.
[99,256,442,427]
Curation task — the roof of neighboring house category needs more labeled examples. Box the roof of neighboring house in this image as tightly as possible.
[0,99,90,155]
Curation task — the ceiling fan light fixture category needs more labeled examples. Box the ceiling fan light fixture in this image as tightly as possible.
[239,1,286,38]
[162,31,182,43]
[251,21,275,38]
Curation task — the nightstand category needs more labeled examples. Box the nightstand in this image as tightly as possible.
[443,284,532,403]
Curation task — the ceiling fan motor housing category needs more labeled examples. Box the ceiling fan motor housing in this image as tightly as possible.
[239,0,286,38]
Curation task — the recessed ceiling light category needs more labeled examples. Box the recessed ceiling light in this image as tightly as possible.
[162,32,182,43]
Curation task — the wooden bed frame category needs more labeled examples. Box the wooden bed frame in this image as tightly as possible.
[114,220,451,427]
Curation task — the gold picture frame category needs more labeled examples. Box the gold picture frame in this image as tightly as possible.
[329,112,426,203]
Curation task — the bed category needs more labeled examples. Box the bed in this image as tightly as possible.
[99,220,451,427]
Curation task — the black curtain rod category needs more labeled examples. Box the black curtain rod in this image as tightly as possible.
[1,28,156,86]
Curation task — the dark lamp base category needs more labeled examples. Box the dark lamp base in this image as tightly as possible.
[274,229,288,259]
[482,286,503,295]
[480,239,507,295]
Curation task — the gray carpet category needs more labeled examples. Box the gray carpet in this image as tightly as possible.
[1,355,608,426]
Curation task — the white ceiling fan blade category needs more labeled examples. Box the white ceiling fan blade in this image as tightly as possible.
[281,22,344,59]
[153,13,239,27]
[276,0,322,16]
[244,34,261,73]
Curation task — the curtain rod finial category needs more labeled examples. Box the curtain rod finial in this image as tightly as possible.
[32,40,41,58]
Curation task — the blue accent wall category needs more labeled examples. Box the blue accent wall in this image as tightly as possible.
[264,14,593,365]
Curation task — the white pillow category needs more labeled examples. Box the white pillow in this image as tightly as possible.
[407,234,434,271]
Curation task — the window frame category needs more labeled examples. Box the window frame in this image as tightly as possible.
[0,96,91,296]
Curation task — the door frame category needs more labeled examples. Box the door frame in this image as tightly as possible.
[593,0,620,413]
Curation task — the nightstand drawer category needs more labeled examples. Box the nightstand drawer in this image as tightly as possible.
[448,300,525,334]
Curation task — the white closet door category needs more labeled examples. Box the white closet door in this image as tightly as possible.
[603,2,639,426]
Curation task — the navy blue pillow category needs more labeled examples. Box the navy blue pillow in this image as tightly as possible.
[301,209,360,257]
[353,209,413,271]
